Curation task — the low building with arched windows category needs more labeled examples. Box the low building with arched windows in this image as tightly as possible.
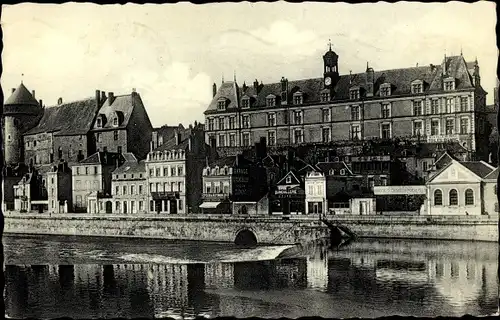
[426,159,497,215]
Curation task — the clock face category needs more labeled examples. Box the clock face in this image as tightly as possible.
[325,77,332,86]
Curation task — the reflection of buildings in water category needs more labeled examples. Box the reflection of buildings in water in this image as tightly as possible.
[273,259,307,289]
[428,259,497,311]
[204,262,234,289]
[145,264,189,315]
[306,255,329,290]
[349,256,376,269]
[375,260,429,285]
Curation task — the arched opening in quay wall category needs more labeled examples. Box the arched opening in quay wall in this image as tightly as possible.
[234,229,258,247]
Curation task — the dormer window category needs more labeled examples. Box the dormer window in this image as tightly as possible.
[329,169,335,175]
[286,176,292,184]
[113,118,118,126]
[217,98,227,111]
[444,78,455,91]
[340,169,346,175]
[96,118,102,128]
[379,83,391,96]
[266,95,276,107]
[349,88,360,100]
[293,92,303,105]
[411,80,423,94]
[241,97,250,109]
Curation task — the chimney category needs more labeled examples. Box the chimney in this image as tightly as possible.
[366,64,374,97]
[11,88,15,94]
[243,82,247,92]
[101,91,106,102]
[39,99,43,107]
[150,141,153,152]
[188,136,192,151]
[57,97,63,105]
[96,90,101,106]
[253,79,259,92]
[349,71,353,84]
[213,83,217,98]
[32,90,35,99]
[108,92,114,105]
[175,130,181,145]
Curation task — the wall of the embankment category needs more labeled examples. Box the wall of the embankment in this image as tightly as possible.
[2,213,330,245]
[326,215,498,242]
[3,213,498,243]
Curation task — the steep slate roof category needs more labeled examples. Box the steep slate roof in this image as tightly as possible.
[79,152,124,166]
[152,136,190,152]
[316,161,353,175]
[205,55,476,113]
[484,167,498,180]
[416,142,467,158]
[26,98,99,135]
[122,153,137,162]
[113,159,146,175]
[153,124,184,139]
[5,83,39,106]
[93,93,143,130]
[208,155,253,168]
[460,161,495,178]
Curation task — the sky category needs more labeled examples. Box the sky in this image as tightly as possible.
[1,2,497,128]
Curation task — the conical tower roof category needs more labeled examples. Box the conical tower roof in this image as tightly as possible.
[5,82,39,106]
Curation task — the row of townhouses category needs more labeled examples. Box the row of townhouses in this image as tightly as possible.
[2,47,498,216]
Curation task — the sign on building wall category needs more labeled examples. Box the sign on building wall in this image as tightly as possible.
[373,185,426,195]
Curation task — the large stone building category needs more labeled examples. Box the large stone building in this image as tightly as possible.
[204,46,490,160]
[91,90,153,160]
[111,157,147,214]
[46,161,72,213]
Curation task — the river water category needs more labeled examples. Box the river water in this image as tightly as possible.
[3,234,498,318]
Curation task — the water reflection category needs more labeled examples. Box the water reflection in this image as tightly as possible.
[4,238,498,318]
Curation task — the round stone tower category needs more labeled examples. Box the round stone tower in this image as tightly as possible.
[3,82,43,165]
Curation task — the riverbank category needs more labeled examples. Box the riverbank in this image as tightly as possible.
[3,212,498,243]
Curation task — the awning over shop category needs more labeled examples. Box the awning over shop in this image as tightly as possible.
[199,202,221,209]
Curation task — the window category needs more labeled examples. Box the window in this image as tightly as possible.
[293,111,303,124]
[351,125,361,140]
[413,121,423,136]
[242,133,250,147]
[116,201,120,212]
[96,133,101,143]
[351,106,360,121]
[208,118,214,131]
[444,80,454,91]
[340,169,346,175]
[293,129,304,144]
[412,83,422,94]
[131,185,135,195]
[380,86,390,96]
[96,118,102,128]
[76,167,80,175]
[164,182,168,192]
[150,183,154,192]
[465,189,474,205]
[431,120,440,135]
[229,117,236,129]
[381,123,391,139]
[229,134,236,147]
[494,185,497,195]
[178,182,183,192]
[218,135,225,147]
[413,101,423,116]
[139,201,143,211]
[445,119,454,135]
[178,166,183,176]
[205,182,212,193]
[422,162,428,172]
[460,97,468,112]
[156,168,160,177]
[293,94,303,105]
[381,104,390,118]
[223,183,230,194]
[123,186,127,195]
[268,113,276,126]
[431,99,440,114]
[241,98,250,109]
[322,109,331,122]
[268,131,276,146]
[350,89,359,100]
[113,118,118,126]
[139,185,143,194]
[85,167,89,175]
[266,97,276,107]
[217,100,226,110]
[434,190,443,205]
[322,127,331,143]
[381,177,388,186]
[446,98,454,113]
[171,167,176,176]
[321,92,330,102]
[449,189,458,205]
[242,115,250,128]
[114,131,118,140]
[178,199,183,211]
[286,176,292,184]
[218,118,225,130]
[33,140,37,147]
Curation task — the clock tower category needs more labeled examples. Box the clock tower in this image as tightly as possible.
[323,40,339,90]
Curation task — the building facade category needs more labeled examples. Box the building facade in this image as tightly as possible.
[111,158,147,214]
[204,48,490,160]
[304,170,327,214]
[426,159,496,215]
[91,90,153,160]
[46,161,72,213]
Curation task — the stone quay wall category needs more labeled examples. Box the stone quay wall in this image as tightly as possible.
[3,213,330,245]
[3,213,498,243]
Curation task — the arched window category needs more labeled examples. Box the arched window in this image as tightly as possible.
[434,189,443,206]
[449,189,458,206]
[465,189,474,205]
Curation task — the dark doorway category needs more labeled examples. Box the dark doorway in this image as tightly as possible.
[210,137,216,149]
[169,199,177,214]
[241,205,248,215]
[235,229,257,247]
[105,201,112,213]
